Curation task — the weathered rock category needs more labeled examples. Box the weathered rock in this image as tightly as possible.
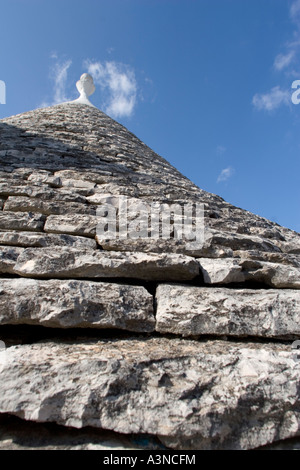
[0,231,97,249]
[191,228,282,256]
[155,284,300,338]
[59,178,96,191]
[1,104,299,258]
[4,196,97,215]
[13,247,199,281]
[97,237,189,254]
[242,260,300,289]
[27,171,62,188]
[0,211,45,232]
[0,246,24,274]
[54,169,112,184]
[0,278,155,331]
[259,436,300,450]
[0,414,163,450]
[233,249,300,268]
[197,257,300,288]
[1,101,300,452]
[0,338,298,450]
[0,182,35,197]
[199,258,245,284]
[44,214,98,237]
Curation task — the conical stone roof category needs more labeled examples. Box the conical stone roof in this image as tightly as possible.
[0,98,299,450]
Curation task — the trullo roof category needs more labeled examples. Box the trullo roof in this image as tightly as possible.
[0,84,299,450]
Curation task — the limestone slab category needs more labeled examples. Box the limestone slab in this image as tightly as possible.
[155,284,300,338]
[4,196,96,215]
[0,338,298,450]
[0,231,97,249]
[13,247,199,281]
[242,260,300,289]
[0,246,24,274]
[199,258,245,284]
[0,211,45,232]
[44,214,98,237]
[0,415,162,450]
[0,278,154,331]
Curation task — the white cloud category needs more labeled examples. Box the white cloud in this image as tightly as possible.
[274,51,295,70]
[40,57,72,108]
[252,86,290,111]
[84,60,137,118]
[52,59,72,104]
[253,1,300,112]
[217,167,234,183]
[290,0,300,22]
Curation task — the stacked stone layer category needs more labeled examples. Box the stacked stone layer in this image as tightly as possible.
[0,103,299,450]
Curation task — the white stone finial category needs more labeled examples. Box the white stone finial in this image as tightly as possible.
[76,73,95,98]
[69,73,96,107]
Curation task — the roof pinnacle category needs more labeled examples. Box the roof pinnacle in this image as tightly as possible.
[70,73,96,107]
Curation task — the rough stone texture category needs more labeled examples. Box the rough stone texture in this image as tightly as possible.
[0,231,97,249]
[0,278,155,331]
[0,415,164,450]
[199,258,245,284]
[1,103,299,258]
[0,211,45,232]
[155,284,300,338]
[259,436,300,450]
[44,214,98,237]
[241,259,300,289]
[4,196,97,216]
[0,102,299,450]
[0,337,298,451]
[13,247,199,281]
[198,257,300,289]
[0,246,24,274]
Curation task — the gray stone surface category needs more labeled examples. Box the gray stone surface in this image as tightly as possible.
[155,284,300,338]
[0,278,154,331]
[44,214,98,237]
[0,211,45,232]
[0,246,24,274]
[198,257,300,289]
[199,258,245,284]
[241,259,300,289]
[13,247,199,281]
[0,102,299,451]
[0,337,298,450]
[0,103,299,257]
[4,196,97,216]
[0,415,164,450]
[0,231,97,249]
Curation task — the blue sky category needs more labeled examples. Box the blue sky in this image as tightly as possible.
[0,0,299,232]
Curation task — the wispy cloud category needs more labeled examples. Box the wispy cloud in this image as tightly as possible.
[290,0,300,22]
[84,60,137,118]
[52,59,72,104]
[40,57,72,107]
[252,86,290,111]
[217,167,234,183]
[274,51,295,71]
[253,1,300,111]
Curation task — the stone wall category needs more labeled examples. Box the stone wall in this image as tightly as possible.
[0,103,299,450]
